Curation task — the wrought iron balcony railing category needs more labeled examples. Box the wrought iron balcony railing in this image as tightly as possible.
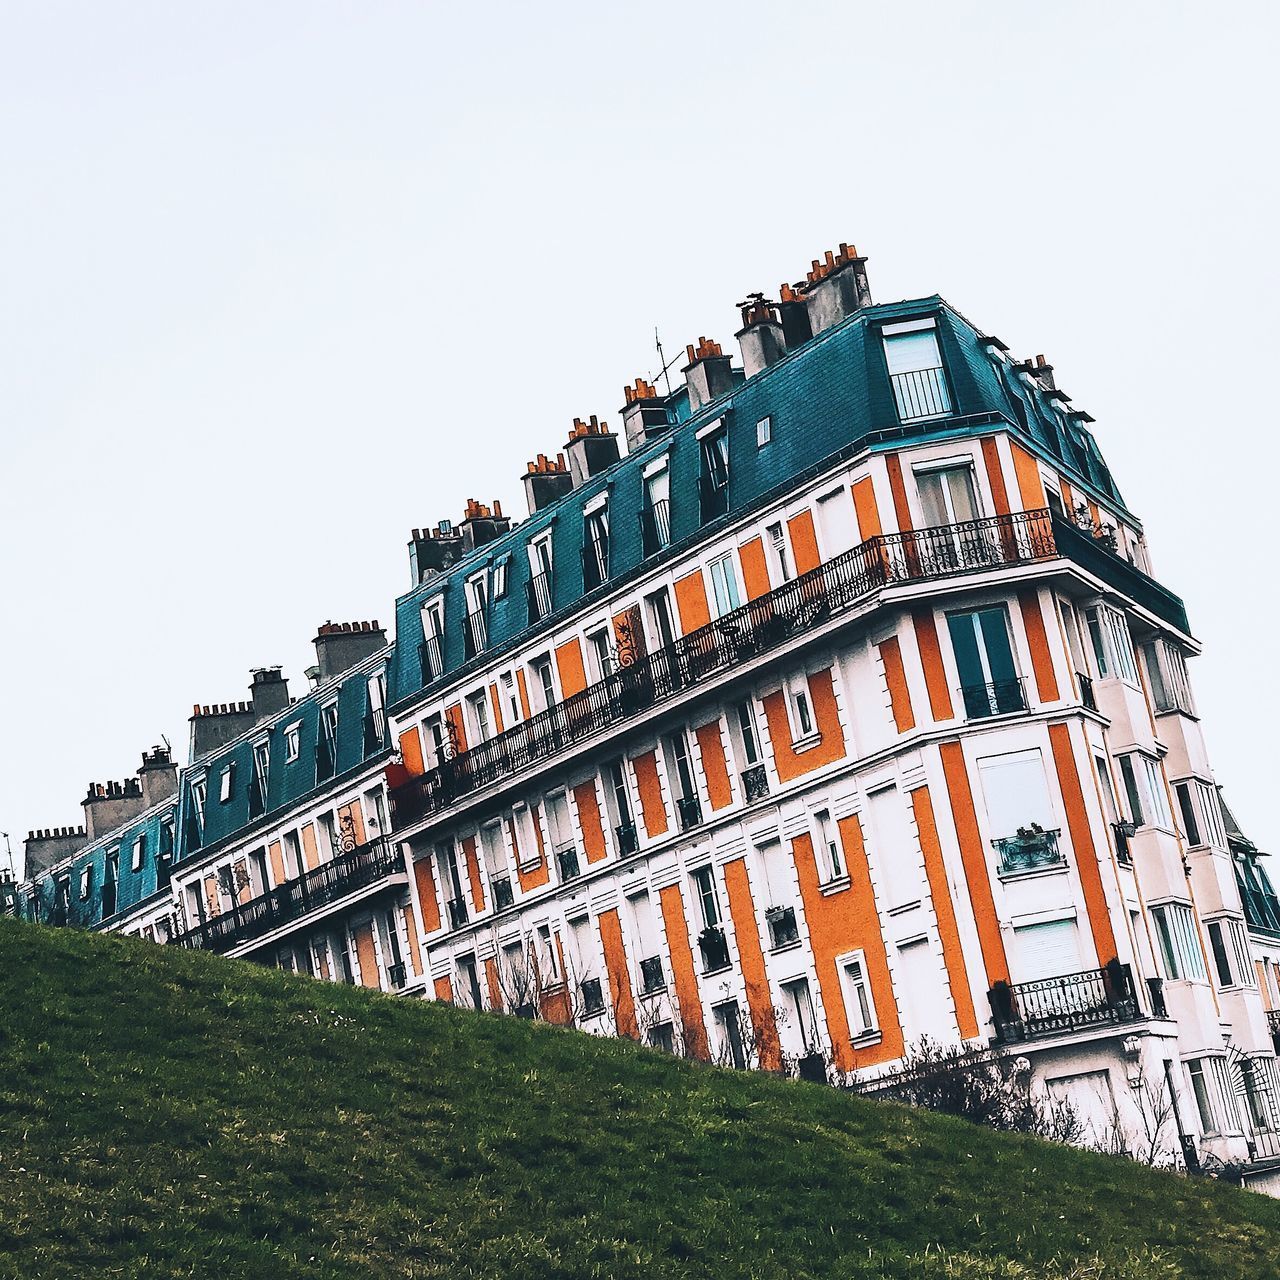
[581,976,605,1016]
[741,763,769,803]
[992,827,1063,875]
[170,837,402,955]
[614,822,639,856]
[447,896,469,929]
[891,365,951,423]
[389,509,1058,830]
[463,608,489,660]
[555,844,581,882]
[699,474,729,524]
[526,572,553,626]
[676,795,703,832]
[640,499,671,557]
[960,677,1027,721]
[1076,671,1096,712]
[491,875,514,911]
[988,963,1141,1044]
[639,955,666,994]
[582,537,610,592]
[1113,820,1136,867]
[766,905,799,950]
[419,634,444,685]
[698,925,731,974]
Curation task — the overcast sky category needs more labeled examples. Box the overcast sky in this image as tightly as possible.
[2,2,1277,876]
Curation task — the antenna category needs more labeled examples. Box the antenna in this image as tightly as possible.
[654,327,675,397]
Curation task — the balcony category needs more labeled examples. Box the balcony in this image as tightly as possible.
[640,499,671,558]
[419,634,444,685]
[639,956,666,994]
[389,509,1059,830]
[960,677,1027,721]
[698,925,731,974]
[170,837,402,955]
[526,572,553,626]
[1112,820,1136,868]
[447,896,469,930]
[741,763,769,803]
[1147,976,1168,1019]
[699,474,729,524]
[582,537,610,592]
[491,875,514,911]
[555,844,581,882]
[890,365,951,423]
[615,823,638,856]
[463,608,489,660]
[676,795,703,832]
[580,976,605,1016]
[1076,671,1096,712]
[992,826,1063,876]
[766,905,799,950]
[988,963,1141,1044]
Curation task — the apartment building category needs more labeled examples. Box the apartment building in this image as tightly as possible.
[12,243,1280,1189]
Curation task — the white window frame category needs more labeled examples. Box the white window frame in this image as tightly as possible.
[284,722,301,763]
[1085,603,1140,685]
[764,521,792,584]
[812,807,846,885]
[756,415,772,448]
[837,949,879,1041]
[131,834,146,872]
[707,552,742,618]
[1151,900,1207,982]
[218,764,234,804]
[784,674,819,748]
[491,556,509,600]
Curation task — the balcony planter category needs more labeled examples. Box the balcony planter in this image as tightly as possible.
[491,876,514,911]
[615,823,639,857]
[797,1051,827,1084]
[765,905,799,949]
[697,925,731,974]
[992,825,1063,875]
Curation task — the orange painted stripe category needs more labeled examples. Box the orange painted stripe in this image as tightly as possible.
[554,638,587,698]
[786,509,822,574]
[911,784,981,1037]
[515,667,532,720]
[885,452,914,532]
[1009,440,1045,512]
[414,856,441,932]
[462,835,486,911]
[598,908,638,1039]
[722,857,781,1070]
[573,781,608,864]
[402,904,423,976]
[1048,722,1118,963]
[1058,478,1073,515]
[485,956,502,1011]
[445,703,468,754]
[300,824,320,871]
[433,974,453,1003]
[267,839,285,886]
[879,636,915,733]
[658,884,710,1060]
[738,536,771,601]
[852,475,883,540]
[353,922,381,989]
[912,609,955,721]
[938,743,1009,990]
[980,437,1011,516]
[612,603,647,666]
[338,801,366,846]
[1018,588,1060,702]
[760,668,847,784]
[488,682,506,735]
[674,570,712,634]
[632,750,668,837]
[791,822,904,1072]
[398,726,425,777]
[694,719,733,810]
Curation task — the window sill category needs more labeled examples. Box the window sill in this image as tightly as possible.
[850,1030,883,1049]
[996,863,1069,884]
[701,963,733,978]
[818,875,852,897]
[769,939,803,956]
[790,733,823,755]
[580,1006,606,1020]
[638,984,668,999]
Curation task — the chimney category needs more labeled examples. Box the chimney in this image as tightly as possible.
[313,620,387,681]
[138,745,178,810]
[22,826,87,880]
[458,499,512,554]
[1032,353,1056,391]
[409,520,465,586]
[682,337,735,413]
[803,243,871,335]
[82,777,146,842]
[735,294,787,378]
[188,701,256,763]
[523,453,573,515]
[564,416,621,487]
[620,378,671,452]
[249,667,290,722]
[777,281,814,350]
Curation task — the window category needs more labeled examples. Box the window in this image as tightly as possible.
[365,672,387,751]
[785,675,817,743]
[883,320,950,421]
[584,506,610,589]
[1174,782,1201,846]
[438,841,466,920]
[979,750,1056,838]
[79,865,93,899]
[648,1022,676,1053]
[691,865,721,930]
[643,466,671,554]
[467,689,492,743]
[1151,902,1207,981]
[840,954,878,1039]
[219,763,235,803]
[530,655,557,711]
[492,557,509,600]
[603,759,635,851]
[946,607,1024,718]
[190,779,207,837]
[465,573,490,651]
[764,522,792,583]
[318,702,339,778]
[1119,753,1173,831]
[423,713,448,768]
[500,671,521,726]
[813,808,844,882]
[1206,917,1255,990]
[251,739,270,812]
[1186,1057,1234,1136]
[707,553,742,618]
[644,587,677,651]
[756,415,772,447]
[284,723,301,763]
[665,730,701,829]
[699,426,730,520]
[814,486,859,558]
[1140,639,1194,714]
[587,628,614,682]
[457,953,483,1009]
[1176,780,1226,849]
[536,923,560,983]
[781,977,819,1053]
[131,834,146,872]
[480,820,509,879]
[1085,604,1139,684]
[735,702,761,767]
[915,462,979,527]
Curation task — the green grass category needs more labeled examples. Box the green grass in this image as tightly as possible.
[1,918,1277,1279]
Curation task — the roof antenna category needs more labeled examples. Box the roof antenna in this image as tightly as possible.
[654,327,674,397]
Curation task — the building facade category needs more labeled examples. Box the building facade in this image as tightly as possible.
[11,244,1280,1189]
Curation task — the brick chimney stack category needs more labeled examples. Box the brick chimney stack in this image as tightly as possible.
[735,294,787,378]
[249,667,290,723]
[523,453,573,516]
[776,281,814,350]
[682,337,735,413]
[620,378,671,453]
[82,777,146,842]
[803,243,871,335]
[564,416,621,488]
[22,827,87,880]
[409,520,465,586]
[138,744,178,810]
[313,621,387,681]
[458,499,512,553]
[189,701,256,763]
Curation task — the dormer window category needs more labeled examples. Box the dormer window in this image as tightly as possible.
[527,536,554,624]
[583,503,610,590]
[883,319,951,422]
[465,574,490,656]
[698,424,730,523]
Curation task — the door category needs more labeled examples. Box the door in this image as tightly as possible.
[895,936,957,1044]
[713,1000,747,1069]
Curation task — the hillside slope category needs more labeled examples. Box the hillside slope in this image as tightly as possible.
[0,918,1276,1279]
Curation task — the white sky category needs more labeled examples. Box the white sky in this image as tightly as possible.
[2,2,1277,877]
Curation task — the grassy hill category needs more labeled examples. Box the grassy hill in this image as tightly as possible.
[1,918,1277,1279]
